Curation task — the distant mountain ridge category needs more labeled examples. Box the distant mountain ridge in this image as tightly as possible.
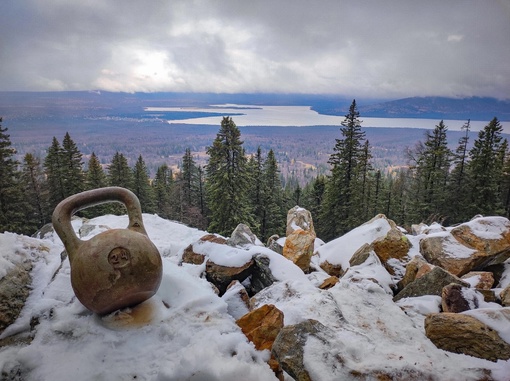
[358,96,510,121]
[0,92,508,122]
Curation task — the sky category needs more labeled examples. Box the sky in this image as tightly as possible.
[1,0,509,99]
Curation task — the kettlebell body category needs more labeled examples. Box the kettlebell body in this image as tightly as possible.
[52,187,162,315]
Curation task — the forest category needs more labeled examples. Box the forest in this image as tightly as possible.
[0,99,509,242]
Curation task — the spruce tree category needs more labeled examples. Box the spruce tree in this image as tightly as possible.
[467,117,506,216]
[206,117,256,236]
[0,120,34,234]
[248,147,265,237]
[152,164,173,219]
[44,136,66,209]
[132,154,154,213]
[260,149,286,241]
[61,132,84,197]
[107,152,133,215]
[320,99,367,240]
[82,152,109,218]
[446,120,471,222]
[408,121,452,223]
[108,152,133,189]
[21,153,49,227]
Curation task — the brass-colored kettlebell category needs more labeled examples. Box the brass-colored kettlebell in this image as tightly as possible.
[52,187,162,315]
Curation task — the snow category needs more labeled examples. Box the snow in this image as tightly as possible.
[426,230,478,259]
[315,216,392,268]
[461,216,510,240]
[1,213,510,380]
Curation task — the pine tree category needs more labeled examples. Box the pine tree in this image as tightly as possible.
[0,120,30,234]
[152,164,173,219]
[21,153,49,227]
[44,136,66,209]
[132,154,154,213]
[206,117,256,236]
[61,132,84,197]
[320,99,367,240]
[467,117,506,216]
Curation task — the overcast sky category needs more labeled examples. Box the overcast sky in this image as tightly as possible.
[1,1,509,99]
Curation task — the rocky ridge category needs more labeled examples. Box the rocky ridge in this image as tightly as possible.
[1,210,510,380]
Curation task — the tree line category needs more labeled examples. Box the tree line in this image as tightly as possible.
[0,102,508,242]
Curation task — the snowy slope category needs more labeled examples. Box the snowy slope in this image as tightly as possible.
[0,214,509,380]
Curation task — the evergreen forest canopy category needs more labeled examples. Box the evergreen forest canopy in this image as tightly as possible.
[0,100,509,242]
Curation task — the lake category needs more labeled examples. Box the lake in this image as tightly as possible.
[145,104,508,133]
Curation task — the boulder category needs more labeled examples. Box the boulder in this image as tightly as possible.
[181,234,227,265]
[283,207,316,272]
[425,312,510,362]
[421,216,510,277]
[371,225,410,274]
[349,243,371,267]
[272,319,321,381]
[501,284,510,307]
[393,266,469,302]
[319,260,344,278]
[228,223,263,248]
[441,283,477,313]
[267,235,283,255]
[396,256,433,291]
[249,255,278,295]
[0,262,32,335]
[461,271,495,290]
[221,280,251,320]
[318,276,339,290]
[205,258,254,295]
[237,304,285,381]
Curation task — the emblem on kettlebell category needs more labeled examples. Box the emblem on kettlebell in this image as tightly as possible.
[52,187,163,315]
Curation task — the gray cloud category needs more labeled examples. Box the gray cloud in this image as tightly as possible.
[1,0,509,98]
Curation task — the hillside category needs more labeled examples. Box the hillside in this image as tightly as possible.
[1,91,508,184]
[0,211,510,380]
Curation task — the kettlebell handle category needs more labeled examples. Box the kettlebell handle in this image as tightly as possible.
[52,187,148,261]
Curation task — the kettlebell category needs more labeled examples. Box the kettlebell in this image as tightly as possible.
[52,187,162,315]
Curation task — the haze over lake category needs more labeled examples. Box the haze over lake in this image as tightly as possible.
[145,105,507,132]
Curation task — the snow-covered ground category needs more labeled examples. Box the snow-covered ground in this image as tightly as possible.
[0,214,509,380]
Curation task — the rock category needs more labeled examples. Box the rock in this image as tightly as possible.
[421,216,510,277]
[441,283,477,313]
[0,262,32,335]
[393,266,469,302]
[349,243,371,267]
[425,312,510,362]
[372,224,411,274]
[396,256,432,291]
[181,234,227,265]
[410,222,427,235]
[267,235,283,255]
[205,258,254,295]
[237,304,285,381]
[319,260,344,277]
[318,276,339,290]
[221,280,251,320]
[283,206,316,272]
[461,271,495,290]
[227,223,263,248]
[272,319,322,381]
[249,255,278,295]
[477,289,498,303]
[237,304,284,351]
[501,284,510,307]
